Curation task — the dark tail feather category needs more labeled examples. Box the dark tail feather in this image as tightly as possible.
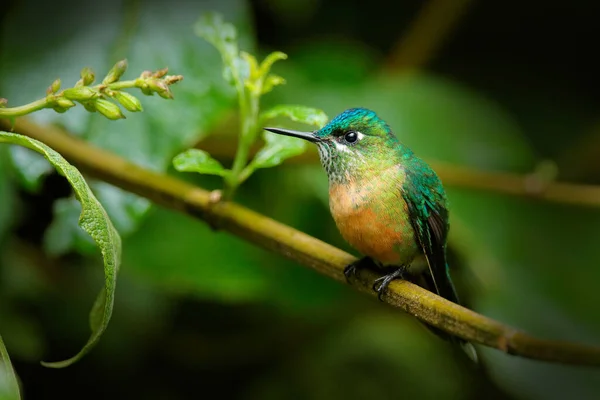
[414,271,480,364]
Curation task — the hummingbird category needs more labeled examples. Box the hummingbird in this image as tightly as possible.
[265,107,477,360]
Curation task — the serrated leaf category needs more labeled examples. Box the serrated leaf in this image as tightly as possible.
[0,335,21,400]
[250,131,307,170]
[0,131,121,368]
[260,105,329,129]
[173,148,228,176]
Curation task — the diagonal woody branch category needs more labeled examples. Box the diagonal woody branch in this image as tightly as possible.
[3,117,600,367]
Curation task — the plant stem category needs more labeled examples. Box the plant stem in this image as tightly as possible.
[0,97,53,118]
[224,89,260,199]
[236,163,255,185]
[6,116,600,367]
[0,79,150,119]
[107,80,144,90]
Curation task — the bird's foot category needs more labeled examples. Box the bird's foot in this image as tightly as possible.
[372,265,407,301]
[344,257,378,282]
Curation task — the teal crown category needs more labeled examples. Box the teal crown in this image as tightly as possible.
[316,107,392,139]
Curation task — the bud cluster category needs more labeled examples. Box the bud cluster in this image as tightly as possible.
[137,68,183,99]
[39,59,183,120]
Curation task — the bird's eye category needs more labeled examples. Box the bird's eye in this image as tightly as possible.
[344,131,358,143]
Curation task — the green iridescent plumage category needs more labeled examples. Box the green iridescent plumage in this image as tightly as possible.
[402,156,461,304]
[315,108,459,300]
[265,108,475,360]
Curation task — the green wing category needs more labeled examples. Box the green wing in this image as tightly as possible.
[401,160,461,305]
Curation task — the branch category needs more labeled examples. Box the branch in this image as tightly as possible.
[3,117,600,367]
[197,135,600,209]
[431,160,600,208]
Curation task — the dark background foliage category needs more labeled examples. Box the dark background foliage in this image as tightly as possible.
[1,0,599,399]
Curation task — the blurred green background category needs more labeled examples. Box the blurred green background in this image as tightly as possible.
[1,0,600,399]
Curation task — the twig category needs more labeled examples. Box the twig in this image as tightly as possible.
[3,117,600,367]
[431,161,600,208]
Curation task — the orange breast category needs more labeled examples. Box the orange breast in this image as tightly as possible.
[328,167,419,266]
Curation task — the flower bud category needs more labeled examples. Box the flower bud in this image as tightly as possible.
[83,102,96,112]
[148,79,173,99]
[165,75,184,85]
[103,59,128,84]
[113,91,143,112]
[139,82,152,96]
[55,98,76,109]
[94,98,125,120]
[80,67,95,86]
[0,98,7,107]
[47,78,61,95]
[153,67,169,78]
[63,86,97,101]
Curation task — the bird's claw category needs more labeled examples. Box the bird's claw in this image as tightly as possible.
[343,257,377,283]
[343,263,358,281]
[372,266,407,301]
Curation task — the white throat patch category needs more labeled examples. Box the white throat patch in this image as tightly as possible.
[316,131,367,184]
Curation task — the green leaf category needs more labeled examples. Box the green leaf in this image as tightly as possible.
[172,149,228,176]
[44,197,97,255]
[0,0,253,253]
[194,12,248,92]
[242,51,288,95]
[0,131,121,368]
[259,51,287,77]
[260,105,329,129]
[249,131,307,170]
[89,288,108,333]
[194,12,239,61]
[8,146,53,192]
[241,51,260,81]
[0,335,21,400]
[261,74,286,95]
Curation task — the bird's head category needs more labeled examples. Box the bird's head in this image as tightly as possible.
[265,108,403,183]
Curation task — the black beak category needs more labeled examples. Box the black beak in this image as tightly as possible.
[263,127,321,143]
